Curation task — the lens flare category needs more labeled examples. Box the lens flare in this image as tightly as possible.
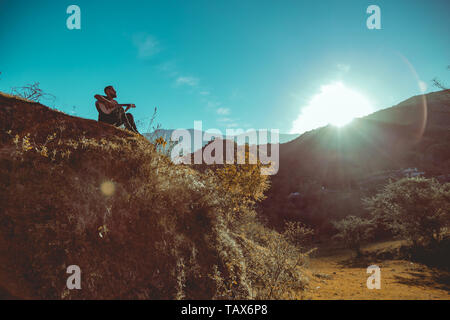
[100,181,115,196]
[291,82,373,134]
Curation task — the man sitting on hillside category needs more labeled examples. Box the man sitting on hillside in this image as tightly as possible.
[95,85,140,134]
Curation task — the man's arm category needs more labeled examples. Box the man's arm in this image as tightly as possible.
[94,95,117,112]
[95,94,135,111]
[95,95,112,106]
[124,104,136,112]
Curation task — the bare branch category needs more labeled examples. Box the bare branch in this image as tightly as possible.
[11,82,56,103]
[432,78,448,91]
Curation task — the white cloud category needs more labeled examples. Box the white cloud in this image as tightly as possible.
[133,33,160,59]
[157,61,178,77]
[176,76,199,87]
[216,107,230,115]
[199,91,210,96]
[218,117,239,127]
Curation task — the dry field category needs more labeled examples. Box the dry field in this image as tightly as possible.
[304,241,450,300]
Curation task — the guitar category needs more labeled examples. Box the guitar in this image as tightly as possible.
[95,96,136,115]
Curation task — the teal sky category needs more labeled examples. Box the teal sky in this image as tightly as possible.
[0,0,449,133]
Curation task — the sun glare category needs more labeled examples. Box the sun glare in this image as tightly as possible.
[291,82,373,134]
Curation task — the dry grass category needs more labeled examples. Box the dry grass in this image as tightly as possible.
[0,92,312,300]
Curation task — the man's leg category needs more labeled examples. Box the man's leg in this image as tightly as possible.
[99,112,119,126]
[125,113,139,133]
[115,108,126,127]
[113,108,139,133]
[116,108,138,133]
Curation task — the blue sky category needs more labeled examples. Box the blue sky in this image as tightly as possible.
[0,0,449,133]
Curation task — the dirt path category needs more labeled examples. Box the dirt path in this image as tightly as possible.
[304,242,450,300]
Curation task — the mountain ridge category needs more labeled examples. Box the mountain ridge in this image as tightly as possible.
[262,89,450,229]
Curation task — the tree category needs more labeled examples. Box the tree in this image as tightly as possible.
[332,216,374,257]
[364,178,450,247]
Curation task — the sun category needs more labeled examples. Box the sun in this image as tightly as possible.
[291,82,373,133]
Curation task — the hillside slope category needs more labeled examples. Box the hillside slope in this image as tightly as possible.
[0,94,302,299]
[0,92,309,299]
[0,93,213,299]
[262,90,450,229]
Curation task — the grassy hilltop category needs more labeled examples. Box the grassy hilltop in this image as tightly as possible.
[0,92,310,299]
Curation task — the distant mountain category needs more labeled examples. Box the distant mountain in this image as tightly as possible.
[262,89,450,229]
[277,89,450,184]
[146,90,450,231]
[144,129,299,152]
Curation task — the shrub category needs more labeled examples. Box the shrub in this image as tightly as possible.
[205,148,313,299]
[364,177,450,247]
[332,216,374,256]
[234,218,314,299]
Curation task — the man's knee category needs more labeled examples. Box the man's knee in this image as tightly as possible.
[126,113,135,122]
[117,108,126,116]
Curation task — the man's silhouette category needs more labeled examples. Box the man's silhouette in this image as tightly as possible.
[95,86,139,134]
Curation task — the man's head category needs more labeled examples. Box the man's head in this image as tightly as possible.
[104,85,117,99]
